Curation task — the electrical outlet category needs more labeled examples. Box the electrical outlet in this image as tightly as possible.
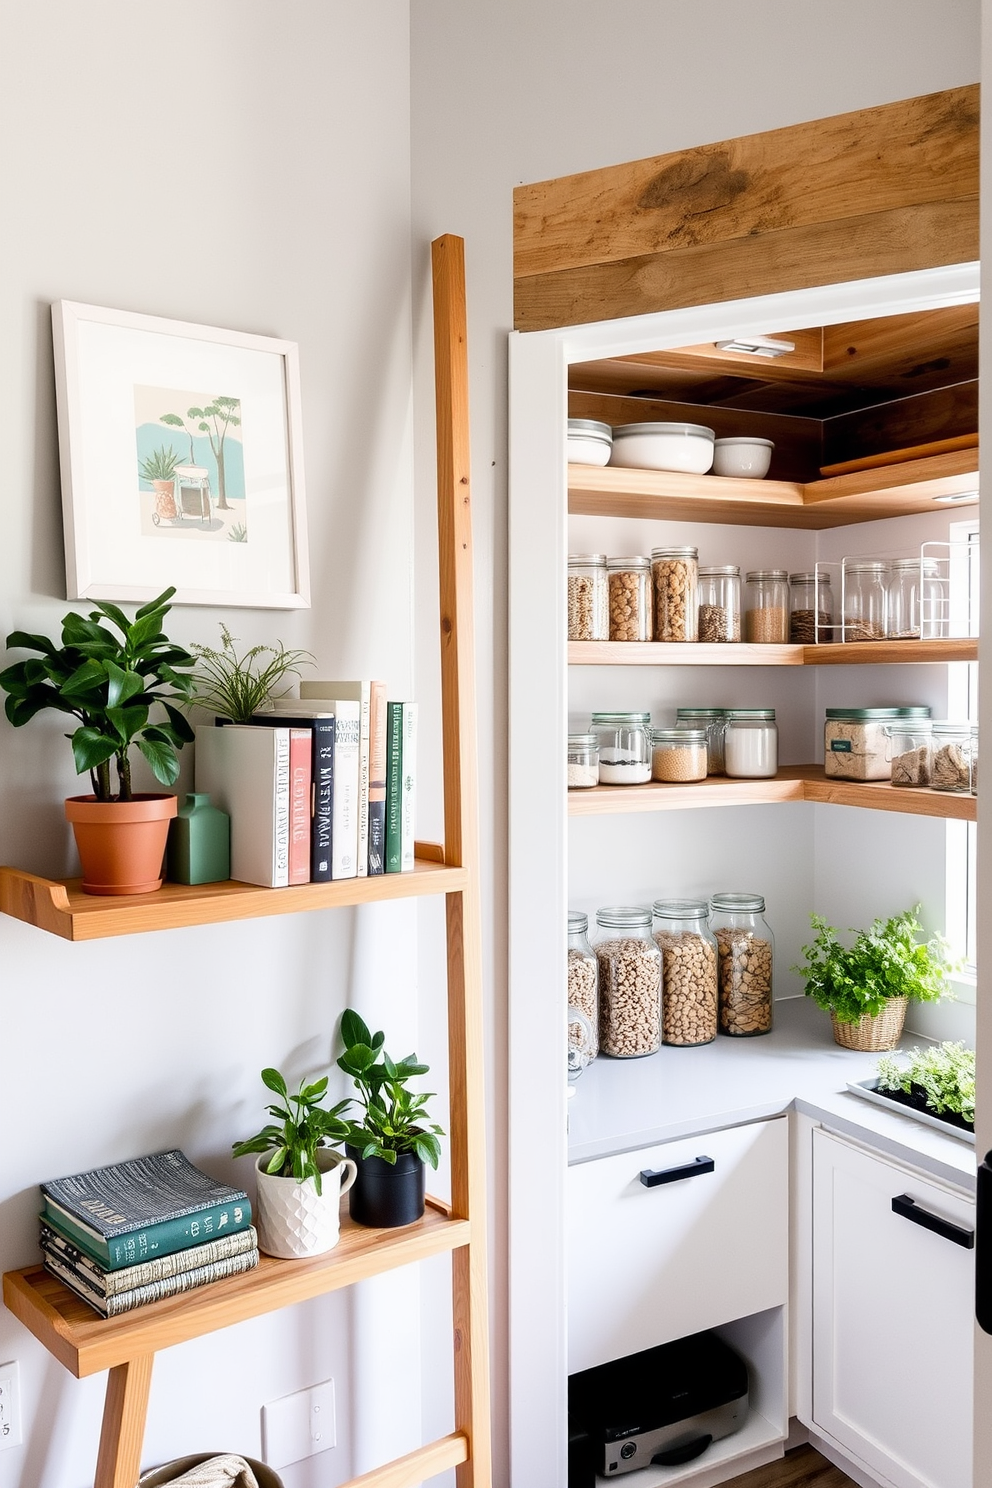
[0,1363,22,1450]
[261,1380,336,1468]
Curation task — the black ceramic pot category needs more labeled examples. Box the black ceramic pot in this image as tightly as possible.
[346,1146,426,1228]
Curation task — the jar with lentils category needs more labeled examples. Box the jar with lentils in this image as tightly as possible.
[676,707,726,775]
[698,565,741,643]
[709,892,774,1037]
[567,554,608,641]
[744,570,790,644]
[592,907,662,1057]
[790,572,834,644]
[651,728,707,783]
[651,546,698,642]
[651,900,718,1046]
[607,556,653,641]
[567,911,599,1059]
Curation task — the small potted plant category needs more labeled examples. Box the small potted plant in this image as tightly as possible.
[337,1010,445,1229]
[139,445,182,522]
[186,624,315,722]
[232,1067,355,1259]
[792,906,955,1051]
[875,1042,976,1133]
[0,588,195,894]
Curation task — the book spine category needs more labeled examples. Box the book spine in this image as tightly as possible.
[43,1198,252,1270]
[44,1247,259,1317]
[311,718,335,883]
[288,728,312,885]
[273,729,290,887]
[385,702,404,873]
[331,704,361,879]
[401,703,418,871]
[367,682,388,875]
[40,1223,257,1295]
[355,684,371,878]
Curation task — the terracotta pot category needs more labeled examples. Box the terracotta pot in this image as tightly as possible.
[151,480,178,519]
[64,793,177,896]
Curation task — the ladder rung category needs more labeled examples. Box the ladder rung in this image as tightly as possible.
[337,1431,470,1488]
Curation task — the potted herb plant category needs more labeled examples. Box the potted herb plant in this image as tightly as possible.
[337,1010,444,1228]
[232,1067,355,1259]
[875,1042,976,1133]
[0,588,195,895]
[187,624,314,722]
[139,445,182,521]
[792,906,955,1051]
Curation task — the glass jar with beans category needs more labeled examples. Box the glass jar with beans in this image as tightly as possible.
[676,707,726,775]
[592,907,662,1058]
[567,911,599,1059]
[651,728,707,783]
[697,565,741,643]
[567,554,608,641]
[651,900,718,1046]
[651,546,699,642]
[790,572,833,643]
[709,892,774,1037]
[607,556,653,641]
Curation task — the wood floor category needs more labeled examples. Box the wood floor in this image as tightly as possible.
[724,1446,858,1488]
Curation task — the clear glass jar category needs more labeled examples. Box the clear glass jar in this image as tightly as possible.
[921,560,950,639]
[651,547,698,642]
[789,572,834,644]
[887,557,945,641]
[591,712,651,785]
[842,560,887,642]
[651,900,718,1047]
[971,725,979,796]
[592,907,662,1058]
[567,554,608,641]
[931,722,973,793]
[744,570,789,644]
[886,719,933,788]
[568,911,599,1058]
[567,1007,596,1081]
[607,556,653,642]
[724,709,778,778]
[676,708,726,776]
[567,733,599,789]
[697,565,741,643]
[824,706,930,781]
[651,728,707,783]
[709,892,774,1037]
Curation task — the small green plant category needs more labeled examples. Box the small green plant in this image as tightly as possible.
[876,1043,976,1125]
[187,624,314,722]
[227,522,248,543]
[337,1010,444,1169]
[232,1067,351,1194]
[0,588,195,801]
[792,907,956,1025]
[139,445,182,484]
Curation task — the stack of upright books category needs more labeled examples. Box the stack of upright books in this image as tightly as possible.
[39,1150,258,1318]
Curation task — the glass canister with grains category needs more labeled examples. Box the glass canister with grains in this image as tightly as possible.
[709,892,774,1036]
[652,900,718,1046]
[592,907,662,1057]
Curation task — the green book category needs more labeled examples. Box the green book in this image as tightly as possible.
[385,701,405,873]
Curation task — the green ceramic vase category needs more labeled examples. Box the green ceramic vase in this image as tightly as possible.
[167,792,230,885]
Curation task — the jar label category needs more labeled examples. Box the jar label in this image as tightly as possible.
[830,740,852,753]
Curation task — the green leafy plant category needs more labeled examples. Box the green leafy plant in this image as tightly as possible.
[337,1009,444,1169]
[876,1042,976,1125]
[0,588,195,802]
[139,445,182,484]
[160,395,241,509]
[792,907,956,1024]
[187,624,314,722]
[231,1067,351,1194]
[228,522,248,543]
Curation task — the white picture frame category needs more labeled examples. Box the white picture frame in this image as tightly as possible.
[52,300,310,609]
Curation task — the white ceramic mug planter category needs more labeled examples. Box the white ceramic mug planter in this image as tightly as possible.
[254,1149,357,1259]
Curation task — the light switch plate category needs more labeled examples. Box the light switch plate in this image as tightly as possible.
[0,1363,22,1450]
[261,1380,336,1468]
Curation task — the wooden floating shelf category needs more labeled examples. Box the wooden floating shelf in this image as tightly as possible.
[0,848,466,942]
[2,1199,469,1379]
[568,638,977,667]
[568,765,976,821]
[568,448,979,529]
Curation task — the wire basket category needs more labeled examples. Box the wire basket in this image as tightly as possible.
[830,996,908,1052]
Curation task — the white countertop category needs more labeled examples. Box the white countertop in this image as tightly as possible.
[567,996,977,1191]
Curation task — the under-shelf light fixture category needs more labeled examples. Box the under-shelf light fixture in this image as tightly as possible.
[715,336,796,358]
[932,491,980,502]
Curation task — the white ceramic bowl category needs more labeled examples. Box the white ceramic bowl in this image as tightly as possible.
[712,436,775,479]
[609,421,715,474]
[567,418,613,467]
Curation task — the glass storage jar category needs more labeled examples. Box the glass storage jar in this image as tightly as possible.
[887,557,945,640]
[885,719,933,787]
[567,1006,596,1081]
[567,554,608,641]
[708,892,774,1037]
[651,728,707,783]
[842,560,887,642]
[972,725,979,796]
[592,907,662,1057]
[591,712,652,785]
[567,911,599,1058]
[931,722,973,793]
[676,707,726,776]
[567,733,599,789]
[724,708,778,778]
[607,556,653,641]
[651,546,698,642]
[697,565,741,643]
[789,572,834,644]
[824,706,930,781]
[744,570,789,644]
[651,900,718,1046]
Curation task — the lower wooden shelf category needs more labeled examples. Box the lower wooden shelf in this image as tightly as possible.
[2,1199,470,1378]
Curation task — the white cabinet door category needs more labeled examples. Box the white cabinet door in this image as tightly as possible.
[812,1128,974,1488]
[566,1116,788,1373]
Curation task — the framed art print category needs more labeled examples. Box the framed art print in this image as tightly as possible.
[52,301,310,608]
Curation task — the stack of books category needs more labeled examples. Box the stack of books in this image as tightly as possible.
[40,1150,257,1318]
[195,679,418,888]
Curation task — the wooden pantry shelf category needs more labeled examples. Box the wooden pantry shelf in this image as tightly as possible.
[567,638,977,666]
[568,765,976,821]
[0,849,466,942]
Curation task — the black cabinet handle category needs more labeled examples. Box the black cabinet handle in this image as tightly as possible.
[640,1156,714,1188]
[977,1152,992,1332]
[892,1193,974,1249]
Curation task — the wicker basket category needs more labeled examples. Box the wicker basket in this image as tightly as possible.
[830,996,908,1052]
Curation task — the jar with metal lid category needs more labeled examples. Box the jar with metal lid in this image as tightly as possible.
[842,560,887,642]
[886,557,945,640]
[607,556,653,642]
[971,725,979,795]
[744,570,789,644]
[789,572,834,644]
[592,907,662,1057]
[591,712,651,785]
[651,547,698,642]
[724,709,778,778]
[697,566,741,643]
[651,728,707,783]
[567,554,608,641]
[567,733,599,789]
[651,900,718,1046]
[568,911,599,1058]
[824,706,930,781]
[931,723,973,793]
[886,719,933,788]
[676,708,726,776]
[709,892,774,1037]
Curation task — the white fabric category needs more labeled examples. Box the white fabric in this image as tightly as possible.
[165,1456,260,1488]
